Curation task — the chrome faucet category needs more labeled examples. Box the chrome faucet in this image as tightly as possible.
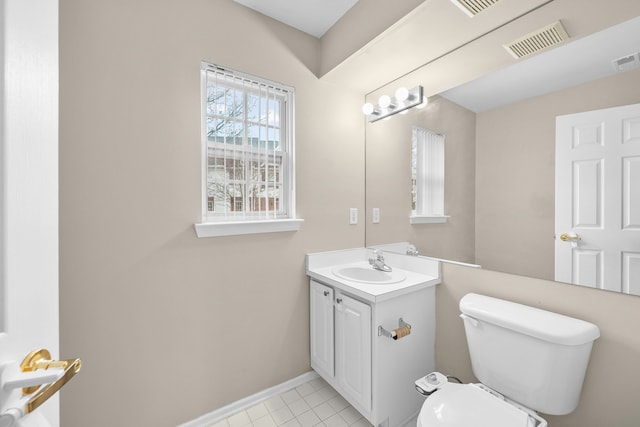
[369,249,392,272]
[406,244,419,256]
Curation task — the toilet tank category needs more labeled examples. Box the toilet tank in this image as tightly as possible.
[459,293,600,416]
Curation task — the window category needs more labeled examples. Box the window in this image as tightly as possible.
[195,63,302,237]
[411,126,448,224]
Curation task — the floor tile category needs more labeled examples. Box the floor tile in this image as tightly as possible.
[253,415,278,427]
[296,409,321,427]
[281,389,303,405]
[216,378,365,427]
[288,398,311,417]
[327,395,349,413]
[338,407,362,425]
[323,413,348,427]
[296,382,316,397]
[248,403,269,421]
[312,402,336,421]
[271,406,295,425]
[309,378,329,391]
[280,419,302,427]
[349,418,373,427]
[316,386,338,401]
[303,391,326,408]
[265,395,287,413]
[228,411,251,427]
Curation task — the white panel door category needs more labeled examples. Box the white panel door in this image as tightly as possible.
[556,103,640,294]
[335,293,371,413]
[0,0,64,426]
[310,281,334,377]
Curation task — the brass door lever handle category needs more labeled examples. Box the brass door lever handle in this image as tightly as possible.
[19,349,82,414]
[559,233,581,242]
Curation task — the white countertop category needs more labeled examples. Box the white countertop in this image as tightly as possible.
[306,246,441,303]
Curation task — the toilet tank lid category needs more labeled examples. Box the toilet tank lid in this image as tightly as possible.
[460,293,600,345]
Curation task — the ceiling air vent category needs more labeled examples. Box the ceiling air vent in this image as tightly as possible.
[504,21,569,59]
[449,0,501,17]
[612,53,640,72]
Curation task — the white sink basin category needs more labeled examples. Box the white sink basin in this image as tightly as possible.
[332,266,405,284]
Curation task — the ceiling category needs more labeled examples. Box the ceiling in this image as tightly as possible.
[234,0,640,112]
[232,0,359,38]
[441,14,640,112]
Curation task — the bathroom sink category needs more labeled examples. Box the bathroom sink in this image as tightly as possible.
[332,266,405,284]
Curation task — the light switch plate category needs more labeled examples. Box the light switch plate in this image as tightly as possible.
[372,208,380,223]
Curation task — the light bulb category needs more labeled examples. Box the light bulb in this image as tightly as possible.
[395,87,409,102]
[362,103,375,115]
[378,95,392,109]
[416,97,429,109]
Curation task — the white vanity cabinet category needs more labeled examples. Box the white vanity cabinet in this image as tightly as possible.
[335,289,372,412]
[309,278,436,427]
[310,281,335,377]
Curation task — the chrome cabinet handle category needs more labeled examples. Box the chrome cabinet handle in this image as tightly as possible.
[324,291,329,297]
[336,298,342,304]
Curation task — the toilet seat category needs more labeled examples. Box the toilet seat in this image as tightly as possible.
[417,382,544,427]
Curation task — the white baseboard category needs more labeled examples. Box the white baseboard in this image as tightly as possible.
[177,371,319,427]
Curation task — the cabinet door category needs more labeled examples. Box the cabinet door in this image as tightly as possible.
[310,281,334,377]
[336,293,371,412]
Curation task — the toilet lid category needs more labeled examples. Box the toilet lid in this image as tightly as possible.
[418,383,538,427]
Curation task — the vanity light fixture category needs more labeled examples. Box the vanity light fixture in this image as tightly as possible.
[363,85,424,122]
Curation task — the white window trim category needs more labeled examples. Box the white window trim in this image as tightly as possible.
[196,62,302,237]
[194,219,303,238]
[409,215,449,224]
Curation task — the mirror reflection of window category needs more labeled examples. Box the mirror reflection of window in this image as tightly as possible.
[411,126,447,224]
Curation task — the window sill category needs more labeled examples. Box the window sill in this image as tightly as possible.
[410,215,449,224]
[194,219,304,238]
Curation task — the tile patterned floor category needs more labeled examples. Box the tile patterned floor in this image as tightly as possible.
[208,377,373,427]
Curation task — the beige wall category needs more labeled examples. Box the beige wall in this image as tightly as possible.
[319,0,424,77]
[59,1,364,426]
[365,96,476,263]
[476,68,640,279]
[437,263,640,426]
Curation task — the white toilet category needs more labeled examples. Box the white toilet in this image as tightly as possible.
[416,293,600,427]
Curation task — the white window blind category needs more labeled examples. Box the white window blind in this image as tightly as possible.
[200,62,296,226]
[411,126,448,224]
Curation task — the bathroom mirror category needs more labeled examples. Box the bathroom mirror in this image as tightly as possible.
[363,3,640,294]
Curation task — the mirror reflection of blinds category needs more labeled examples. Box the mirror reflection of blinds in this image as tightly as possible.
[413,127,445,217]
[204,63,291,221]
